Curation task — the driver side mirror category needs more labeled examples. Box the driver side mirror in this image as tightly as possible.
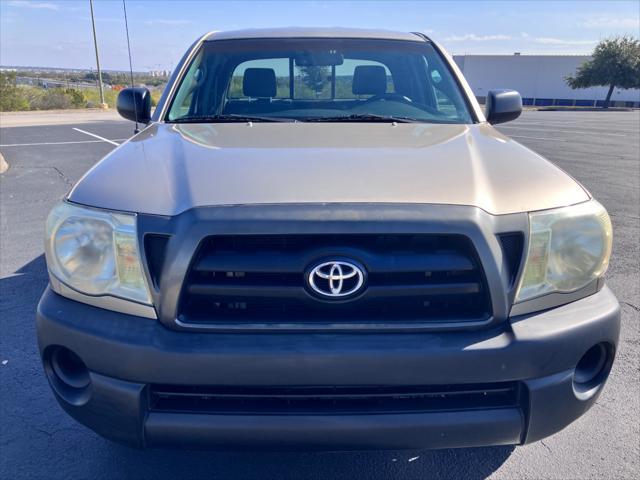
[117,87,152,124]
[486,90,522,124]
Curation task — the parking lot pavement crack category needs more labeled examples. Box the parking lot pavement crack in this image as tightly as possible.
[622,301,640,312]
[51,166,73,187]
[7,165,74,187]
[0,437,15,447]
[540,440,553,454]
[609,213,640,221]
[27,424,78,439]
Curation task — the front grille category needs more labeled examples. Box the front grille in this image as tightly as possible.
[149,383,523,415]
[177,234,491,326]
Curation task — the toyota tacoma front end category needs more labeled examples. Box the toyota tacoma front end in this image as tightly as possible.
[36,28,620,450]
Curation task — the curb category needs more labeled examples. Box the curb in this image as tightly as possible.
[0,152,8,174]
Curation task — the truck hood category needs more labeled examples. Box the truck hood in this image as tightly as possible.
[69,122,589,216]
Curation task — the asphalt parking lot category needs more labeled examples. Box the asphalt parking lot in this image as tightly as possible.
[1,110,639,479]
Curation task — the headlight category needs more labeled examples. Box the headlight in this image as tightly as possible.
[515,200,612,303]
[45,201,151,305]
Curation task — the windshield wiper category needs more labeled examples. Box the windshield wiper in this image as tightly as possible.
[169,114,295,123]
[301,113,418,123]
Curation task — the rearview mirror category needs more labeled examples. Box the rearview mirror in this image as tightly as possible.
[294,51,344,67]
[117,87,152,124]
[486,90,522,125]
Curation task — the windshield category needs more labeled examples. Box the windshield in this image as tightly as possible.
[166,38,473,124]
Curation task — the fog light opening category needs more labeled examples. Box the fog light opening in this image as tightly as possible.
[573,343,613,397]
[44,346,91,405]
[51,347,90,389]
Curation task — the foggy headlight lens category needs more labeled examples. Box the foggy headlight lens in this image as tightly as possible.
[45,202,151,304]
[515,200,612,303]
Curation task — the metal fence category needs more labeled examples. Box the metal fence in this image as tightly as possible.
[15,76,107,91]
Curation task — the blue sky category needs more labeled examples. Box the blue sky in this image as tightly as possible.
[1,0,639,71]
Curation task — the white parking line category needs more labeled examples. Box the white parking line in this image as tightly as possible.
[0,139,127,147]
[72,127,121,146]
[499,125,628,137]
[506,134,569,142]
[511,121,639,133]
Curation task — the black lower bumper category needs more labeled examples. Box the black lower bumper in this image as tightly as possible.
[36,286,620,450]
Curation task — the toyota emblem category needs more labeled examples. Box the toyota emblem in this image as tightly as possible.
[307,260,366,298]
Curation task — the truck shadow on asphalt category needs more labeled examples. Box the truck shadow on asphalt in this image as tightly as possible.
[102,442,515,480]
[1,255,515,480]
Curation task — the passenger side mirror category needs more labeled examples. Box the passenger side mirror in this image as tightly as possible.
[117,87,152,124]
[485,90,522,125]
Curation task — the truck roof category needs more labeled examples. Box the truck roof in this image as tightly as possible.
[204,27,427,42]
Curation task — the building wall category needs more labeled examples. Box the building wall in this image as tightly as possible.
[453,55,640,106]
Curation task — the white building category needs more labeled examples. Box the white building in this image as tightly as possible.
[453,55,640,107]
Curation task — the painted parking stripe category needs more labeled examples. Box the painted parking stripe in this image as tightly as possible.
[505,134,569,142]
[498,125,628,137]
[503,133,629,143]
[510,121,639,133]
[0,139,126,147]
[72,127,121,146]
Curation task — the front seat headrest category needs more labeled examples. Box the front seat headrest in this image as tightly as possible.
[352,65,387,95]
[243,68,277,98]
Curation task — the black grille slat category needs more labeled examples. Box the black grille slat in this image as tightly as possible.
[365,283,481,298]
[187,282,480,299]
[149,383,522,415]
[194,251,474,274]
[188,284,307,298]
[151,387,515,400]
[178,234,492,326]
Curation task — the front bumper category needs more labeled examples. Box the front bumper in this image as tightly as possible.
[37,286,620,450]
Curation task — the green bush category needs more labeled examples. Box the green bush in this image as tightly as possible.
[1,73,98,111]
[0,71,30,111]
[40,90,74,109]
[83,88,117,108]
[21,87,87,110]
[150,89,162,107]
[65,88,86,108]
[1,72,163,111]
[34,88,83,109]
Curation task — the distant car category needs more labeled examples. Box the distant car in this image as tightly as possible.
[37,28,619,450]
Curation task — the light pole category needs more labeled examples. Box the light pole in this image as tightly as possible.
[89,0,106,108]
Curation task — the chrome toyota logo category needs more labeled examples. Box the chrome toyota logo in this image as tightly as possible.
[307,260,366,298]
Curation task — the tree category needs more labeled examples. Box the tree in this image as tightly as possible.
[565,36,640,108]
[299,66,330,97]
